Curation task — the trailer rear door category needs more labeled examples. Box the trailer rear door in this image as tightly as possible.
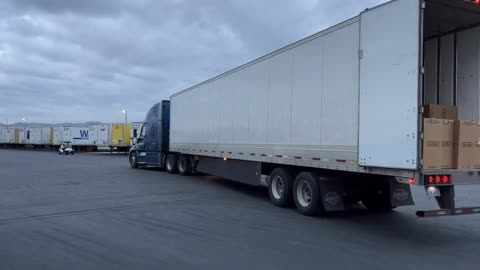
[358,0,422,169]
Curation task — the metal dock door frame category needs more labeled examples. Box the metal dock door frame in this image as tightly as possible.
[358,0,422,169]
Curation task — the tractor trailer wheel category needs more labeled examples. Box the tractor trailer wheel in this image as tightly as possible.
[129,152,138,169]
[177,155,193,175]
[268,168,294,207]
[165,154,178,174]
[293,172,324,216]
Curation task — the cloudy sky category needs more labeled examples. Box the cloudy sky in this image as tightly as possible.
[0,0,385,124]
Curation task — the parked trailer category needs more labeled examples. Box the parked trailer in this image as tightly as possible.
[26,128,42,145]
[109,123,133,152]
[130,0,480,217]
[40,127,51,145]
[94,124,110,147]
[51,125,99,151]
[0,128,15,144]
[1,123,137,151]
[16,128,26,144]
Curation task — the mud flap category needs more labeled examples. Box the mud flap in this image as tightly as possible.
[389,178,414,207]
[318,177,345,212]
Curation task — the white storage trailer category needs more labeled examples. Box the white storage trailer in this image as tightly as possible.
[2,129,15,144]
[40,127,51,145]
[94,124,110,147]
[133,0,480,217]
[26,128,39,144]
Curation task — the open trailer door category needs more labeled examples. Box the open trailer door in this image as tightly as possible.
[358,0,422,169]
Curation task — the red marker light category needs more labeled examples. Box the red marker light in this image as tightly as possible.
[428,176,434,184]
[436,176,442,184]
[408,178,416,185]
[465,0,480,5]
[443,175,450,184]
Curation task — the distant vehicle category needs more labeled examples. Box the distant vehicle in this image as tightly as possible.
[59,141,74,155]
[130,0,480,218]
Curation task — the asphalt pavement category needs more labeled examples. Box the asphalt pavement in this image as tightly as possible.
[0,149,479,270]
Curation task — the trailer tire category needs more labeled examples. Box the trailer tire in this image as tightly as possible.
[129,152,138,169]
[268,168,294,207]
[177,155,193,176]
[293,172,324,216]
[165,154,178,174]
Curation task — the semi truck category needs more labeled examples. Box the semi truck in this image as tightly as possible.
[129,0,480,217]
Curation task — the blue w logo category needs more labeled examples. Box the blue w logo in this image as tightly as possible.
[80,130,89,138]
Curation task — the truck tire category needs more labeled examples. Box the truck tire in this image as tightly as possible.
[165,154,178,174]
[268,168,294,207]
[293,172,324,216]
[177,155,193,175]
[129,152,138,169]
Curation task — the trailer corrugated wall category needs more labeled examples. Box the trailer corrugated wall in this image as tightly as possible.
[170,18,360,162]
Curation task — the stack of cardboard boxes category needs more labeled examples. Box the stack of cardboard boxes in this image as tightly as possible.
[423,105,480,170]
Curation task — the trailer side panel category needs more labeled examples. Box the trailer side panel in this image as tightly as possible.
[170,20,360,164]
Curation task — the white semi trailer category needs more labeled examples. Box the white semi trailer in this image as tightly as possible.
[131,0,480,217]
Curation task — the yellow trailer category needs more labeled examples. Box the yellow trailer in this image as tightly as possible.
[110,124,132,147]
[14,128,20,144]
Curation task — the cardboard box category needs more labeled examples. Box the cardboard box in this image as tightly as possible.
[423,104,458,120]
[423,118,454,170]
[454,120,480,169]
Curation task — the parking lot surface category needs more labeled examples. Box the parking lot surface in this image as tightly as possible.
[0,150,479,270]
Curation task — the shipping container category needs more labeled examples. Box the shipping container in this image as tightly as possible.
[130,0,480,217]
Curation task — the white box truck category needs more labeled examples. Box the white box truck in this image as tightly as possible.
[129,0,480,217]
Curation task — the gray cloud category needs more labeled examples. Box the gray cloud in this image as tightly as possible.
[0,0,385,124]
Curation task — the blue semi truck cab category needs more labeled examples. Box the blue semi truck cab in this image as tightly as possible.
[129,101,170,168]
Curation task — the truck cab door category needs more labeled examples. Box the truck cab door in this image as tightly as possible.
[146,123,161,165]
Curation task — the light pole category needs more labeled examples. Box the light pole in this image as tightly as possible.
[122,109,128,145]
[21,118,27,143]
[122,109,128,124]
